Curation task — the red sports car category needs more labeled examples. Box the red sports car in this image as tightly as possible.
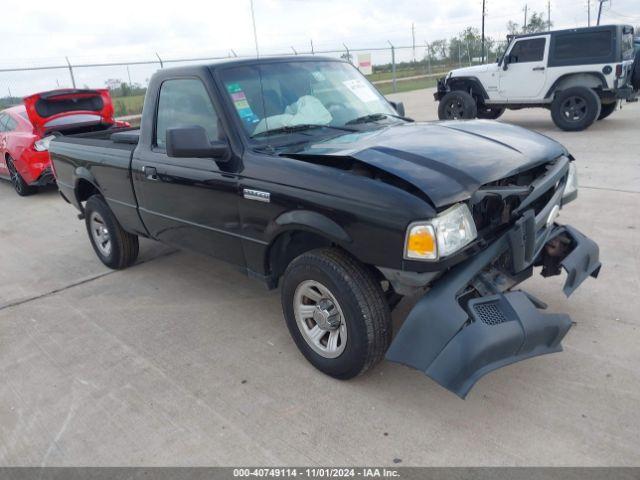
[0,89,128,196]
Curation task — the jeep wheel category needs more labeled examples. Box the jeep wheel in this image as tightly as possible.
[551,87,601,131]
[6,156,37,196]
[438,91,478,120]
[281,248,392,379]
[597,102,617,121]
[85,195,139,269]
[477,106,505,120]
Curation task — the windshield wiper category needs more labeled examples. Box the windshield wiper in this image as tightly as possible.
[345,112,413,125]
[251,124,357,139]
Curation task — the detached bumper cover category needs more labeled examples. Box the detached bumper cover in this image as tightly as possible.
[386,223,600,398]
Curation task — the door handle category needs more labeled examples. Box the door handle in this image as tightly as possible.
[532,66,545,71]
[143,166,159,181]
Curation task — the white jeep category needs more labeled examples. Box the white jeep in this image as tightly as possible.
[435,24,639,131]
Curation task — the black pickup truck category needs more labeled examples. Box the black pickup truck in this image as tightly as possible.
[50,56,600,398]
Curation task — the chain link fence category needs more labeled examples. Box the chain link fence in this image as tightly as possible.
[0,40,509,117]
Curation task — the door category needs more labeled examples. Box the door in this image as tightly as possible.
[131,77,245,267]
[499,36,549,101]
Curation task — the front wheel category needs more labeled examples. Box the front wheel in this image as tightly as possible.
[281,248,392,379]
[438,91,478,120]
[6,156,36,196]
[84,195,139,269]
[550,87,601,131]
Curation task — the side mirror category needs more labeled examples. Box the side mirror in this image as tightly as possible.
[166,125,229,161]
[388,101,406,117]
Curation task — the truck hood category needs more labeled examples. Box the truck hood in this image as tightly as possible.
[23,89,116,136]
[288,120,567,208]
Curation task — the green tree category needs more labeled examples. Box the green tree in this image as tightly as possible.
[506,12,552,35]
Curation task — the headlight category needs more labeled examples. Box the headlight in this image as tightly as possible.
[34,135,56,152]
[404,203,477,261]
[563,162,578,202]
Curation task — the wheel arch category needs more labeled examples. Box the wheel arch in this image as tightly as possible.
[446,76,489,101]
[74,169,102,210]
[264,210,354,288]
[545,72,608,99]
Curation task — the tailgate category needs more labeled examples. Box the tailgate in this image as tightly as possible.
[23,89,116,135]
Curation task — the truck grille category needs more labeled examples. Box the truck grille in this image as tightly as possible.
[472,158,567,236]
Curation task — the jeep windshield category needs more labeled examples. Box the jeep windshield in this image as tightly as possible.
[218,59,401,143]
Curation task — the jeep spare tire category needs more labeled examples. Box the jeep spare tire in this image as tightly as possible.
[438,91,478,120]
[632,50,640,91]
[551,87,601,131]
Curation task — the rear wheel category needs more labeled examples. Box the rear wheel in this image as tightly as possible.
[551,87,601,131]
[597,102,617,120]
[477,106,505,120]
[281,248,392,379]
[438,91,478,120]
[84,195,139,269]
[6,156,36,196]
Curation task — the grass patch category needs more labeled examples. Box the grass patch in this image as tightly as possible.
[113,95,145,117]
[375,76,438,95]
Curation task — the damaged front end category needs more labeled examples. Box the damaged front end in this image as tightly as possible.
[386,158,601,398]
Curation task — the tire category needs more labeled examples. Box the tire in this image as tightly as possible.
[438,91,478,120]
[597,102,617,120]
[550,87,601,131]
[477,106,505,120]
[6,156,37,196]
[281,248,392,380]
[84,195,139,269]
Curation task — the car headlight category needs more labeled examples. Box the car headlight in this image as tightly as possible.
[562,162,578,203]
[34,135,56,152]
[404,203,477,261]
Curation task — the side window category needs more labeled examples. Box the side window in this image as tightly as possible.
[0,113,8,132]
[552,31,612,61]
[155,78,220,149]
[509,38,546,63]
[4,115,18,132]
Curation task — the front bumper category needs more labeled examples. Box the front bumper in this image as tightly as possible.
[386,222,600,398]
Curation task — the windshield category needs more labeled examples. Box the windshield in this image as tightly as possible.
[218,60,397,140]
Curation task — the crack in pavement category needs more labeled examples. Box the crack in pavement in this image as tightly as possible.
[0,249,179,313]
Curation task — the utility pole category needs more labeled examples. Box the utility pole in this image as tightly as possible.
[250,0,260,58]
[310,39,314,55]
[547,0,552,30]
[411,23,416,62]
[126,65,132,86]
[481,0,486,63]
[587,0,591,26]
[597,0,608,25]
[523,4,528,31]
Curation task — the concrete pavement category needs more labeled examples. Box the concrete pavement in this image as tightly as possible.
[0,89,639,466]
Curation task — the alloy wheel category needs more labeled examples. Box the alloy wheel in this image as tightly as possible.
[89,212,112,257]
[293,280,348,358]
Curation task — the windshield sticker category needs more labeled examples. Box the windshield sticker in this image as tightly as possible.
[342,79,379,103]
[226,83,260,124]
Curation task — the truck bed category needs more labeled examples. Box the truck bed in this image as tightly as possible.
[49,127,144,235]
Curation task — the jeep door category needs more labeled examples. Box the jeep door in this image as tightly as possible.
[131,76,245,267]
[499,35,549,101]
